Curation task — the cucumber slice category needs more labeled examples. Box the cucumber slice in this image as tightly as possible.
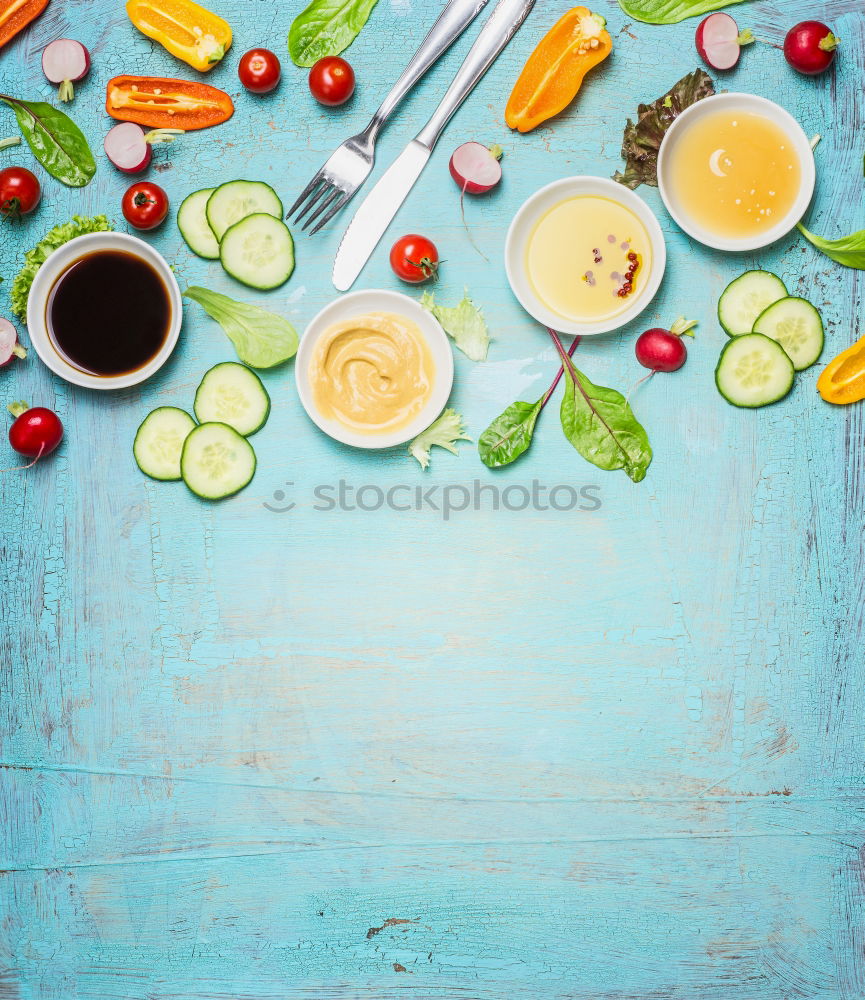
[219,213,295,290]
[715,333,795,408]
[178,188,219,259]
[718,270,788,337]
[752,296,824,371]
[133,407,196,481]
[194,362,270,436]
[206,180,283,242]
[181,422,257,500]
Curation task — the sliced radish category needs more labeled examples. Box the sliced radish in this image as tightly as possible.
[449,142,503,195]
[41,39,90,103]
[0,318,26,368]
[695,13,754,71]
[104,122,184,174]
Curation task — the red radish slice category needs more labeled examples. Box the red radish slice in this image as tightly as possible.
[104,122,183,173]
[0,319,26,368]
[695,13,754,71]
[41,39,90,102]
[449,142,503,194]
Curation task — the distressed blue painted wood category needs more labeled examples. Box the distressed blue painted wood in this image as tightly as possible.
[1,0,864,996]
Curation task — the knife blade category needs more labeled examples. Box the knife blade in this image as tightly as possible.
[332,140,430,293]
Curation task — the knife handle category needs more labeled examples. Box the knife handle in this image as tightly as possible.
[368,0,491,137]
[416,0,536,151]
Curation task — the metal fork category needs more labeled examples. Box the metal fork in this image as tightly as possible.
[287,0,489,235]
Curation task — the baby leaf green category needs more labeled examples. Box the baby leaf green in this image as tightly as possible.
[420,290,490,362]
[409,408,470,470]
[289,0,381,67]
[184,287,299,369]
[797,223,865,270]
[617,0,751,25]
[560,366,652,483]
[0,95,95,187]
[478,399,543,469]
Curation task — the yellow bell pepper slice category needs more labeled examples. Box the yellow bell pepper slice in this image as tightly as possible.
[126,0,232,72]
[817,334,865,405]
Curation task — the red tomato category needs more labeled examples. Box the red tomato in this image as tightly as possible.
[122,181,169,231]
[390,234,440,284]
[238,48,281,94]
[308,57,355,106]
[0,166,41,219]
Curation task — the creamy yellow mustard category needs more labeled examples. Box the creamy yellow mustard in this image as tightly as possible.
[309,312,434,435]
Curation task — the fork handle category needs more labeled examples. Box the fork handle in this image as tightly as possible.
[416,0,535,150]
[369,0,491,136]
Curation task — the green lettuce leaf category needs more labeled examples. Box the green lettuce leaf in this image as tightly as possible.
[288,0,380,67]
[11,215,112,320]
[184,286,299,368]
[614,69,715,189]
[420,290,490,362]
[797,223,865,270]
[408,408,471,470]
[618,0,752,25]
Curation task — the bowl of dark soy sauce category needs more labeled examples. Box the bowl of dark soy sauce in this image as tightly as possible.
[27,233,182,389]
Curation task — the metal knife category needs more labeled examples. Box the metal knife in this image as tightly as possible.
[332,0,536,292]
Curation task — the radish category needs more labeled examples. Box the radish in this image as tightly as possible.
[41,39,90,103]
[784,21,839,76]
[635,318,698,376]
[450,142,503,194]
[0,319,26,368]
[695,13,754,71]
[104,122,184,174]
[6,401,63,468]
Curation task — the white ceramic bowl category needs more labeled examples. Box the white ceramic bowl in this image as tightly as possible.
[26,232,182,390]
[505,176,667,337]
[295,289,454,450]
[657,92,816,252]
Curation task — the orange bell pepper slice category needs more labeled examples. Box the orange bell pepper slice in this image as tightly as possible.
[506,7,612,134]
[817,334,865,405]
[0,0,49,50]
[126,0,231,72]
[106,75,234,131]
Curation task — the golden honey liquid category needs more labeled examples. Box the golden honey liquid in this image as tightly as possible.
[527,196,653,323]
[669,109,801,238]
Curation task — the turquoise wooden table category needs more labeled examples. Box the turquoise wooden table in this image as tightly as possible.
[2,0,864,995]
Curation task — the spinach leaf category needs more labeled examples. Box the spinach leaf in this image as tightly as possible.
[478,399,543,468]
[289,0,381,67]
[797,223,865,270]
[559,360,652,483]
[184,287,299,369]
[617,0,751,24]
[613,69,714,189]
[0,96,96,187]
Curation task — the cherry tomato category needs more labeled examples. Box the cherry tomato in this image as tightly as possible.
[122,181,169,231]
[238,48,281,94]
[389,234,440,284]
[0,167,41,219]
[308,57,355,106]
[8,402,63,460]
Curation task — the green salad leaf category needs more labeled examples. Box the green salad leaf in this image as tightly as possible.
[0,95,96,187]
[420,290,491,362]
[409,408,471,470]
[617,0,751,24]
[614,69,715,189]
[11,215,112,319]
[184,287,299,369]
[289,0,381,67]
[797,223,865,270]
[478,399,543,469]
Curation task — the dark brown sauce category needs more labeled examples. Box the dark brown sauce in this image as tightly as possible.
[47,250,171,376]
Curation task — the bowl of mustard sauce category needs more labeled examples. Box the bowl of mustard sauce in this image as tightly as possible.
[295,289,454,449]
